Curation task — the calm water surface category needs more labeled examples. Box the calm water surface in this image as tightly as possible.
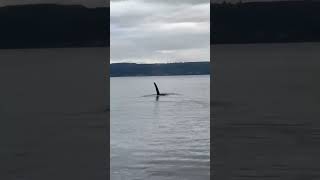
[111,75,210,180]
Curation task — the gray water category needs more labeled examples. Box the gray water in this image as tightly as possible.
[213,42,320,179]
[111,75,210,180]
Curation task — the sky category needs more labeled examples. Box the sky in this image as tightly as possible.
[0,0,108,7]
[111,0,210,64]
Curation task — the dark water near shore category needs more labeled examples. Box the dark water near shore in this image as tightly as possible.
[111,75,210,180]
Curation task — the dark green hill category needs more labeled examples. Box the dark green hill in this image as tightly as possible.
[110,62,210,77]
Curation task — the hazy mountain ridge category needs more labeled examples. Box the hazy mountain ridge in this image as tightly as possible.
[110,62,210,77]
[211,1,320,44]
[0,4,109,49]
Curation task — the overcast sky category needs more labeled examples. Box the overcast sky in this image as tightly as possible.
[0,0,108,7]
[111,0,210,64]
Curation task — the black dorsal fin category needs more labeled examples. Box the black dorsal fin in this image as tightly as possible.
[154,82,160,95]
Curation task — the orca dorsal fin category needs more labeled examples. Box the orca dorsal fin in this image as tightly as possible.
[154,82,160,95]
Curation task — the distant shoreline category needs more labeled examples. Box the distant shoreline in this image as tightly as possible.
[110,62,210,77]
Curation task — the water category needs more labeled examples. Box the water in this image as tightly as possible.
[0,47,107,113]
[0,47,108,179]
[212,42,320,179]
[111,75,210,180]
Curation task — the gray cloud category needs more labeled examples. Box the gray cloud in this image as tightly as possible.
[111,0,210,63]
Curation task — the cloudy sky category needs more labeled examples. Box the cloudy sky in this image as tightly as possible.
[111,0,210,64]
[0,0,107,7]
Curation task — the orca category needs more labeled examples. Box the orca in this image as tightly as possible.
[140,82,178,99]
[153,82,168,96]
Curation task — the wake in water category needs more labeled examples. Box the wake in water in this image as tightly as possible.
[141,93,179,97]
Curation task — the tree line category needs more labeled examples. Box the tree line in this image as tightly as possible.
[110,62,210,77]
